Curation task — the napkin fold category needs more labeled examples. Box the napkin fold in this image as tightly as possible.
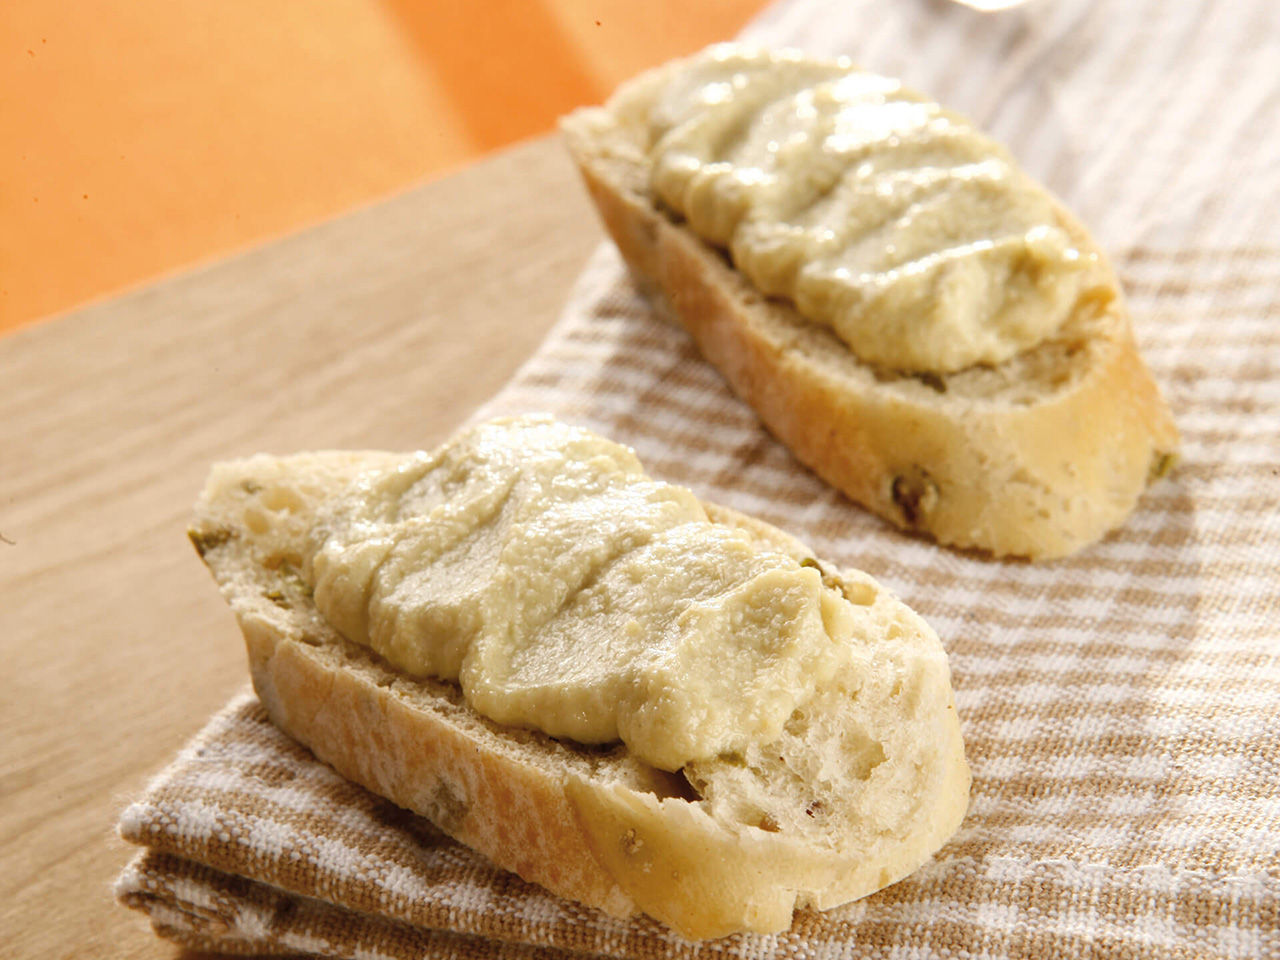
[118,0,1280,955]
[115,693,622,960]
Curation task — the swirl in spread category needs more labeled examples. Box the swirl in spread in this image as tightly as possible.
[305,416,873,772]
[643,46,1100,373]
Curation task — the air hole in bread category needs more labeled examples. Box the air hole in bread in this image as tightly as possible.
[243,506,270,536]
[260,485,307,514]
[844,733,886,781]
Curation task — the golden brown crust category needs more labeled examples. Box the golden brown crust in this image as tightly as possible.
[191,451,969,940]
[240,613,638,920]
[229,549,966,939]
[561,79,1179,560]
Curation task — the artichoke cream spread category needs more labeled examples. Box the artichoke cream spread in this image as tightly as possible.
[643,46,1099,372]
[306,416,869,773]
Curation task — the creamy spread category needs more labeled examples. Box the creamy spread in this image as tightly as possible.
[306,416,866,772]
[645,46,1098,373]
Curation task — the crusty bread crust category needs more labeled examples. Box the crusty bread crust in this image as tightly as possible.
[240,614,640,918]
[560,58,1179,560]
[191,451,969,939]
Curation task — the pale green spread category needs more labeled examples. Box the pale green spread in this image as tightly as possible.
[306,416,861,772]
[645,46,1098,373]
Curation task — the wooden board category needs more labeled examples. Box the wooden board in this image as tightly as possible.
[0,134,602,960]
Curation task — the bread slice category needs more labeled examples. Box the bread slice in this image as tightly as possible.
[190,443,969,939]
[560,47,1179,560]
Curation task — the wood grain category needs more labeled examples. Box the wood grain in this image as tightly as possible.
[0,134,602,960]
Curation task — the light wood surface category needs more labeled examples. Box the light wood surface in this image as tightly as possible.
[0,134,602,960]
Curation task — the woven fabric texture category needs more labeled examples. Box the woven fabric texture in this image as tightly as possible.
[117,0,1280,955]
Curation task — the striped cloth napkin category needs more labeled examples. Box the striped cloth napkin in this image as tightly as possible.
[117,0,1280,956]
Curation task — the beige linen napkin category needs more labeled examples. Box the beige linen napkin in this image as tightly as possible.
[118,0,1280,955]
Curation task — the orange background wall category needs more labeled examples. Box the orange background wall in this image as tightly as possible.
[1,1,765,332]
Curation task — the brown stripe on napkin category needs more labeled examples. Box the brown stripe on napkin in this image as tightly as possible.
[117,244,1280,957]
[118,0,1280,955]
[117,849,585,959]
[117,692,1278,959]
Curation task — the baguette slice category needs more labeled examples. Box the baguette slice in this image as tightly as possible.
[190,443,969,939]
[561,47,1179,560]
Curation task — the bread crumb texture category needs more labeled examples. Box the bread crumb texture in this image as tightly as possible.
[190,417,969,938]
[561,45,1179,559]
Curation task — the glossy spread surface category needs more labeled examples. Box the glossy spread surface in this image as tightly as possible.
[305,416,864,772]
[642,46,1099,372]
